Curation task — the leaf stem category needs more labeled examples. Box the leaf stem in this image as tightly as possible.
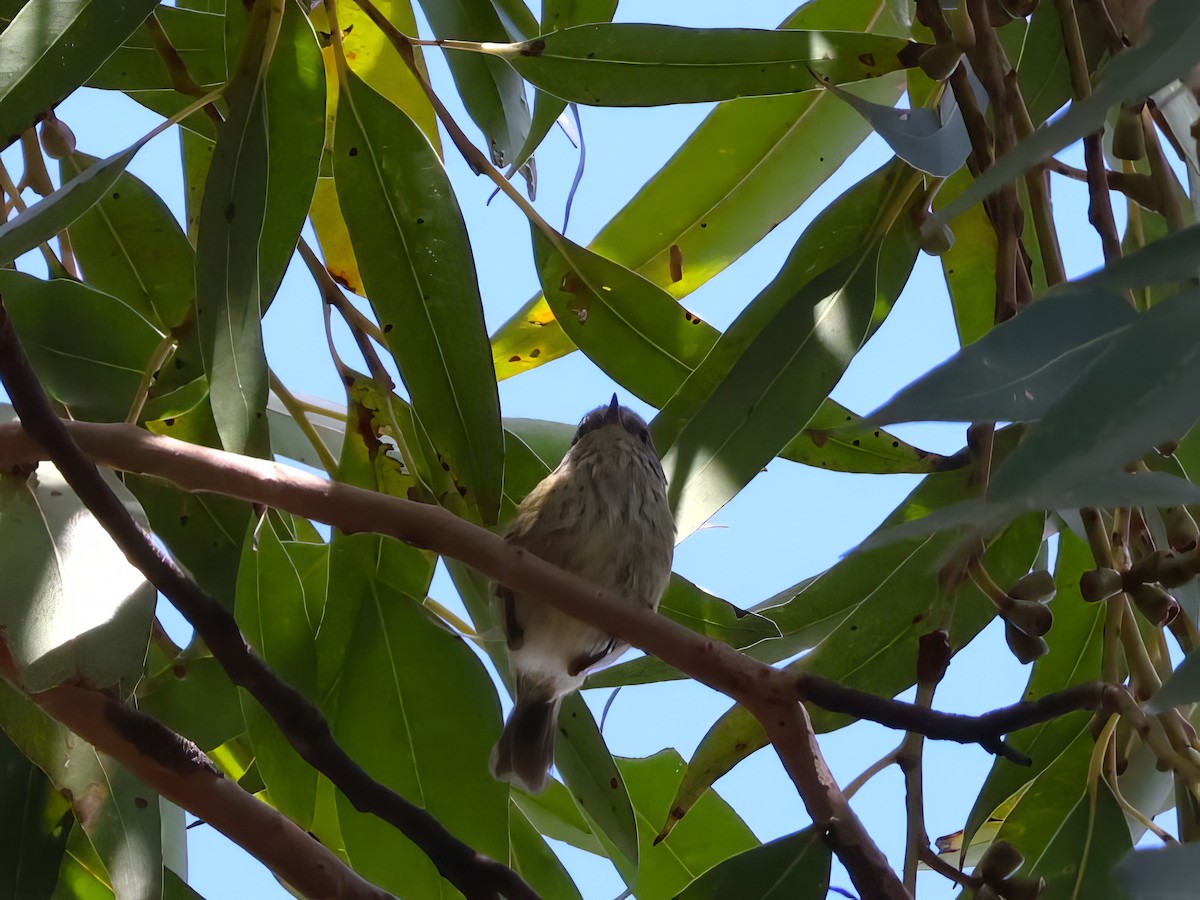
[268,369,339,475]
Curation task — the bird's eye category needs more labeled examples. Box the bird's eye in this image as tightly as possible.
[638,427,651,445]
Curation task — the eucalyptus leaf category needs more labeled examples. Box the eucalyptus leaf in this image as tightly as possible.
[678,826,831,900]
[0,0,160,148]
[471,24,920,106]
[334,68,503,523]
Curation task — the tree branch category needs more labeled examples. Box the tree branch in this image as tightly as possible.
[0,414,1144,892]
[0,638,387,900]
[0,301,537,900]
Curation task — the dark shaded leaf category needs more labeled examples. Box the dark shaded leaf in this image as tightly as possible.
[677,826,830,900]
[872,289,1139,426]
[0,271,163,422]
[0,0,159,148]
[62,152,195,330]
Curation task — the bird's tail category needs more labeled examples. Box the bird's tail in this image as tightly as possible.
[490,681,562,795]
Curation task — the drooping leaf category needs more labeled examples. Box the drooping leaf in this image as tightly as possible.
[333,68,504,523]
[62,151,195,330]
[1078,219,1200,294]
[554,694,641,878]
[235,518,326,831]
[509,801,584,900]
[331,590,508,898]
[510,778,602,856]
[0,461,155,695]
[1117,844,1200,898]
[989,289,1200,507]
[0,0,160,148]
[414,0,531,167]
[655,162,922,539]
[0,270,164,422]
[193,1,277,456]
[616,750,758,899]
[466,24,920,107]
[677,826,831,900]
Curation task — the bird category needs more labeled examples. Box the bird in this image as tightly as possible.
[490,395,675,794]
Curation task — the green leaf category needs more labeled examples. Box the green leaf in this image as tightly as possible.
[963,530,1104,848]
[677,826,831,900]
[331,591,508,898]
[0,728,72,899]
[509,801,584,900]
[473,24,920,107]
[62,152,195,330]
[929,0,1200,233]
[1117,844,1200,898]
[334,68,504,523]
[0,461,154,694]
[617,750,758,899]
[52,821,116,900]
[1147,647,1200,714]
[1035,782,1132,899]
[990,289,1200,507]
[0,0,159,148]
[0,270,164,422]
[507,0,618,172]
[194,3,276,456]
[137,655,244,752]
[0,142,149,267]
[87,6,225,93]
[554,693,640,877]
[0,683,162,900]
[491,0,907,378]
[414,0,531,167]
[235,518,325,830]
[530,228,720,408]
[510,778,603,856]
[872,288,1139,426]
[259,4,325,304]
[1080,220,1200,295]
[779,398,963,474]
[586,575,780,688]
[655,162,921,539]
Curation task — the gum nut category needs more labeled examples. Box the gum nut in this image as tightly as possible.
[1112,105,1146,161]
[1005,620,1049,664]
[1009,570,1056,603]
[1131,583,1179,626]
[1003,597,1053,637]
[1079,568,1122,602]
[1163,505,1199,552]
[919,219,955,256]
[39,114,76,160]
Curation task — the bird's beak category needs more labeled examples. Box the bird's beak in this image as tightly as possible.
[607,393,620,421]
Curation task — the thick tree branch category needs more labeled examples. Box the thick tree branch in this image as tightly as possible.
[0,416,1142,886]
[0,302,537,900]
[0,639,386,900]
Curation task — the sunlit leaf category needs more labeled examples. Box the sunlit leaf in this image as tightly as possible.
[467,24,920,107]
